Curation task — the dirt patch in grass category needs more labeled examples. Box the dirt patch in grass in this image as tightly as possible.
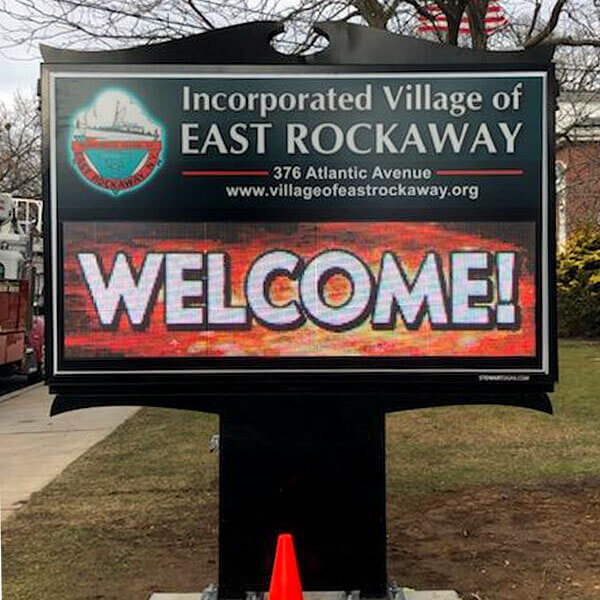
[388,479,600,600]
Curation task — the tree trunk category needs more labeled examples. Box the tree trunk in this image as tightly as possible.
[441,0,469,46]
[353,0,388,29]
[467,0,489,50]
[446,15,461,45]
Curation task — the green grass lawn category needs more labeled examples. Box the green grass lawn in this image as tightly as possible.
[2,408,220,600]
[3,339,600,599]
[387,340,600,497]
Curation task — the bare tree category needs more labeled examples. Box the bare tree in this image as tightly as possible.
[1,1,598,92]
[0,1,597,90]
[0,92,41,199]
[0,0,598,53]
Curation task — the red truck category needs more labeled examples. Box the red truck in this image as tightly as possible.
[0,278,43,380]
[0,194,45,380]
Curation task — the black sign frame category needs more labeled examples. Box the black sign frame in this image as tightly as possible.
[41,22,558,406]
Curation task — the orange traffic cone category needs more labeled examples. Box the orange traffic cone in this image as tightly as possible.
[268,534,304,600]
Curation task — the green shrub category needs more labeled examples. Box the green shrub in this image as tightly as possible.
[557,228,600,337]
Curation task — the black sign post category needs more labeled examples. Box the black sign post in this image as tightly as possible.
[42,22,557,597]
[219,400,386,597]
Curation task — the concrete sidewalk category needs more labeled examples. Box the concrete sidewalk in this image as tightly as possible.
[0,384,138,520]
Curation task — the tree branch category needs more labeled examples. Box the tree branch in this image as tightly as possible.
[187,0,215,30]
[550,36,600,47]
[524,0,567,47]
[526,0,542,41]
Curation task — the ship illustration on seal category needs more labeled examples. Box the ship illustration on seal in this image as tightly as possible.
[71,89,163,195]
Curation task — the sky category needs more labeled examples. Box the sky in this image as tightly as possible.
[0,0,293,104]
[0,53,40,104]
[0,0,41,102]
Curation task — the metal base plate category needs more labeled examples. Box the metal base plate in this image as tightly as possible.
[148,586,462,600]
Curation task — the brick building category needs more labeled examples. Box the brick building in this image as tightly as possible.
[556,91,600,248]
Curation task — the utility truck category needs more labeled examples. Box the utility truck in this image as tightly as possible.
[0,193,44,380]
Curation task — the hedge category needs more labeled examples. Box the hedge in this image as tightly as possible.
[557,228,600,337]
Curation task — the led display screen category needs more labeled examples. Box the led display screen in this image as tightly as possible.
[64,221,535,359]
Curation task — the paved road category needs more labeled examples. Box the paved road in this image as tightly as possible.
[0,384,138,521]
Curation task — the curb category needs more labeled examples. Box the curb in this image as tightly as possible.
[0,382,44,406]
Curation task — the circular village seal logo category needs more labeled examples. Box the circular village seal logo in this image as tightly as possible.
[71,89,163,196]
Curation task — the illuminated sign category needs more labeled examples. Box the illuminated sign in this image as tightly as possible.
[44,68,556,393]
[65,221,534,357]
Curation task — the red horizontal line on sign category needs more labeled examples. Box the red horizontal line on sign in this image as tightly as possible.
[182,170,270,176]
[436,169,524,176]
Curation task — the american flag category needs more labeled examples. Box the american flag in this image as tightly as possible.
[416,0,509,35]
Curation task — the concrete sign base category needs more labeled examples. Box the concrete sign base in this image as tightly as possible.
[401,592,461,600]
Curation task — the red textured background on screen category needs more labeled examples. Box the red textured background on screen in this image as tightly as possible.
[63,222,536,359]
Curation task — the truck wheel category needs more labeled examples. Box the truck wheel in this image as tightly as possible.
[28,347,45,383]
